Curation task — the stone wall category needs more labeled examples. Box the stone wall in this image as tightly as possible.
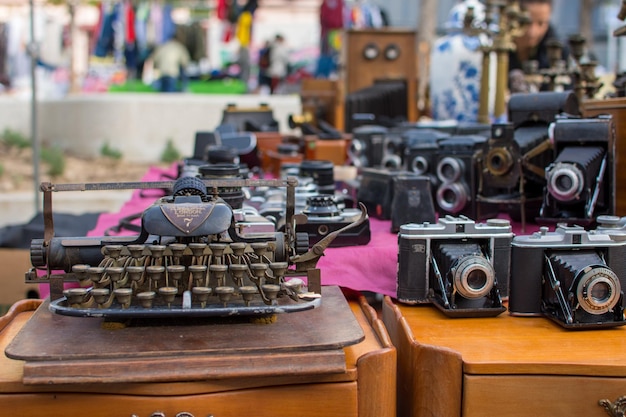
[0,94,301,163]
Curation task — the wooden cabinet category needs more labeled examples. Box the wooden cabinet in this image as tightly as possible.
[382,296,626,417]
[0,289,395,417]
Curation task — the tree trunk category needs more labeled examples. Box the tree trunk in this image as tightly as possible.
[417,0,438,116]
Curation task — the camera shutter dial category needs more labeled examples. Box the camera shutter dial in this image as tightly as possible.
[546,162,584,202]
[576,266,621,315]
[451,255,495,299]
[303,195,343,221]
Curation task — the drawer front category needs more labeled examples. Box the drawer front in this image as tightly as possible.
[1,382,358,417]
[464,375,626,417]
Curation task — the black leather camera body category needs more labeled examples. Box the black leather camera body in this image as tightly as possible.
[298,195,371,247]
[356,168,436,231]
[509,224,626,329]
[434,135,496,220]
[403,129,449,183]
[397,215,512,317]
[484,91,582,222]
[539,115,615,225]
[348,125,389,168]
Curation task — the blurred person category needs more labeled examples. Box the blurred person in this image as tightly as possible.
[257,39,272,94]
[236,0,258,91]
[509,0,568,72]
[316,0,344,78]
[268,34,289,94]
[151,32,190,92]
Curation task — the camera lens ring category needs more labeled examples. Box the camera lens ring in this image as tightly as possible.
[486,147,514,176]
[452,255,495,299]
[382,154,402,169]
[348,139,365,158]
[576,265,621,315]
[546,162,584,202]
[411,156,429,175]
[437,157,464,183]
[436,182,469,214]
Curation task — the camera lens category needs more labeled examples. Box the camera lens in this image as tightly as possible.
[437,157,464,183]
[591,282,610,302]
[452,255,495,299]
[576,266,621,314]
[436,182,469,214]
[486,147,513,176]
[198,163,245,209]
[411,156,429,175]
[348,140,368,167]
[299,160,335,195]
[546,162,584,202]
[206,145,240,165]
[382,154,402,169]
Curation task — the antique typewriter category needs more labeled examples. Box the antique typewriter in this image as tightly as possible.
[26,175,367,319]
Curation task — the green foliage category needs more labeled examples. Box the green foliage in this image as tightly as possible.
[1,129,30,149]
[0,162,4,178]
[100,142,123,160]
[40,146,66,177]
[160,139,181,164]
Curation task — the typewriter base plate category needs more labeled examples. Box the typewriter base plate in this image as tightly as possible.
[5,286,363,385]
[48,293,320,319]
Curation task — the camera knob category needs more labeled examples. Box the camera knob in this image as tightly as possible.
[597,215,622,227]
[304,195,342,220]
[173,176,207,197]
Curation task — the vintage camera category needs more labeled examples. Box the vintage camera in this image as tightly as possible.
[403,129,448,182]
[397,216,512,317]
[494,91,582,221]
[348,125,404,169]
[509,224,626,329]
[348,124,387,168]
[434,135,496,220]
[357,168,436,229]
[477,122,552,192]
[298,195,371,247]
[539,115,615,225]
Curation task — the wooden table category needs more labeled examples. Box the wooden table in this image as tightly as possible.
[382,296,626,417]
[0,288,395,417]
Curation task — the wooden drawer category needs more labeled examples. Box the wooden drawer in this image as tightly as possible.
[382,296,626,417]
[0,382,358,417]
[464,375,626,417]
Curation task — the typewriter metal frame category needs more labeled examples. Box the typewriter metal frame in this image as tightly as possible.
[26,177,365,319]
